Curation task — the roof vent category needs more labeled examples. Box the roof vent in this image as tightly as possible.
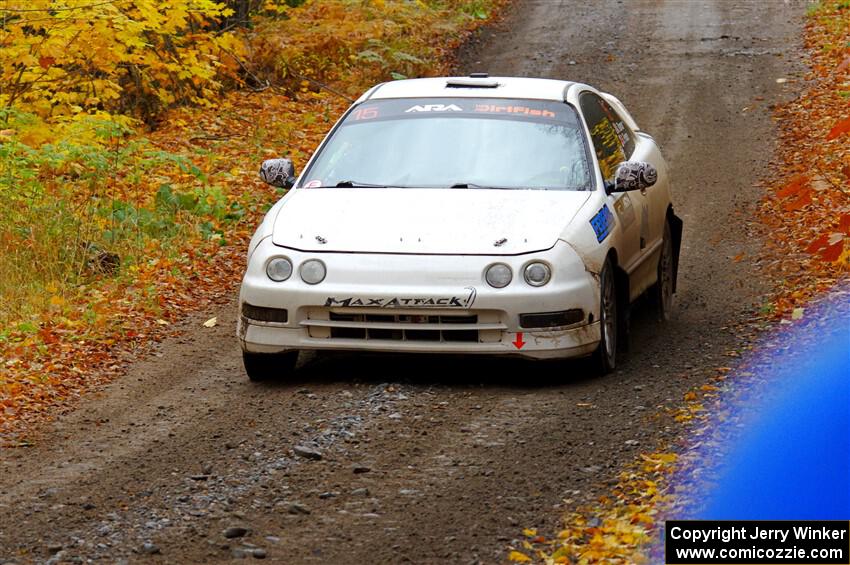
[445,77,500,88]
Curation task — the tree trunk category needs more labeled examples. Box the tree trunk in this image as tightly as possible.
[221,0,255,29]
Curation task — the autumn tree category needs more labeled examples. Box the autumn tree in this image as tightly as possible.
[0,0,245,124]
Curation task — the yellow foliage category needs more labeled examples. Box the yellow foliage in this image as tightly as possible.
[0,0,243,123]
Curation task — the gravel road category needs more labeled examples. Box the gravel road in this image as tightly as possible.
[0,1,806,563]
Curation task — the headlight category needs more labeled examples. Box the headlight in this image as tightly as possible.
[524,262,551,287]
[485,263,512,288]
[300,259,327,285]
[266,257,293,282]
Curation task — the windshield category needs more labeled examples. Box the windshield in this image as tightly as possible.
[298,97,591,190]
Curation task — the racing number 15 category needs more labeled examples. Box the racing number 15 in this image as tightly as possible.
[352,107,379,120]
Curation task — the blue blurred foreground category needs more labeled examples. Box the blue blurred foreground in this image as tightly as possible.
[701,296,849,519]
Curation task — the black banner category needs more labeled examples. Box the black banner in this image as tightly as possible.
[342,97,581,127]
[665,520,850,564]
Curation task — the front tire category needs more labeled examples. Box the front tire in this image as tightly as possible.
[243,350,298,382]
[651,220,675,321]
[592,259,618,374]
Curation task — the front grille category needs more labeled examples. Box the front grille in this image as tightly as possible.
[326,312,479,342]
[301,308,505,343]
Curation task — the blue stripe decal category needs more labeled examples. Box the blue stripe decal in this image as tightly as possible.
[590,204,616,242]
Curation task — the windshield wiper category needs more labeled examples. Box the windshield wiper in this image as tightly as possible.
[334,180,388,188]
[449,182,517,190]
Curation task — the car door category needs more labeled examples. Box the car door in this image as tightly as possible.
[598,95,671,299]
[579,91,643,272]
[614,108,667,260]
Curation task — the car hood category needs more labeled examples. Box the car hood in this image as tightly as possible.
[271,188,592,255]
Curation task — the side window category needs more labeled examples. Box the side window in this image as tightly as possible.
[605,102,636,158]
[579,92,627,181]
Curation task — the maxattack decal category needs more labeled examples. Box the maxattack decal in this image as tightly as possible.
[325,287,477,309]
[590,204,616,242]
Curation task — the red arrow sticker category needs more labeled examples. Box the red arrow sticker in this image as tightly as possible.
[512,332,526,349]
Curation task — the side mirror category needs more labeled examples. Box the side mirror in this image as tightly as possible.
[608,161,658,194]
[259,158,296,189]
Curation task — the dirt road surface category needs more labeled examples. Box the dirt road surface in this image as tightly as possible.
[0,2,805,563]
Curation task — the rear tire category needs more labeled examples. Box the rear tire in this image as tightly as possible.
[651,220,674,321]
[243,350,298,382]
[592,259,618,375]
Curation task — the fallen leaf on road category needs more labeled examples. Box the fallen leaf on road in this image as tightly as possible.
[776,174,809,197]
[819,240,844,262]
[782,189,812,211]
[508,550,532,563]
[826,116,850,140]
[806,233,831,253]
[839,213,850,234]
[641,452,677,465]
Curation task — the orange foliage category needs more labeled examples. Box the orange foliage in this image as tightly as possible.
[758,0,850,319]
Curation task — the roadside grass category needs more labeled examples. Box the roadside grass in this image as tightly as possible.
[507,1,849,563]
[0,111,222,324]
[0,0,507,441]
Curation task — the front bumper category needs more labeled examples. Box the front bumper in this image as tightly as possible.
[238,238,601,360]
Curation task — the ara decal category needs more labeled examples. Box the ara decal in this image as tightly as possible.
[404,104,462,113]
[590,204,616,242]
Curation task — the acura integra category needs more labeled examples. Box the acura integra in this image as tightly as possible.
[237,75,682,380]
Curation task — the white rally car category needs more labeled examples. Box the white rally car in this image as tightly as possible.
[238,75,682,380]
